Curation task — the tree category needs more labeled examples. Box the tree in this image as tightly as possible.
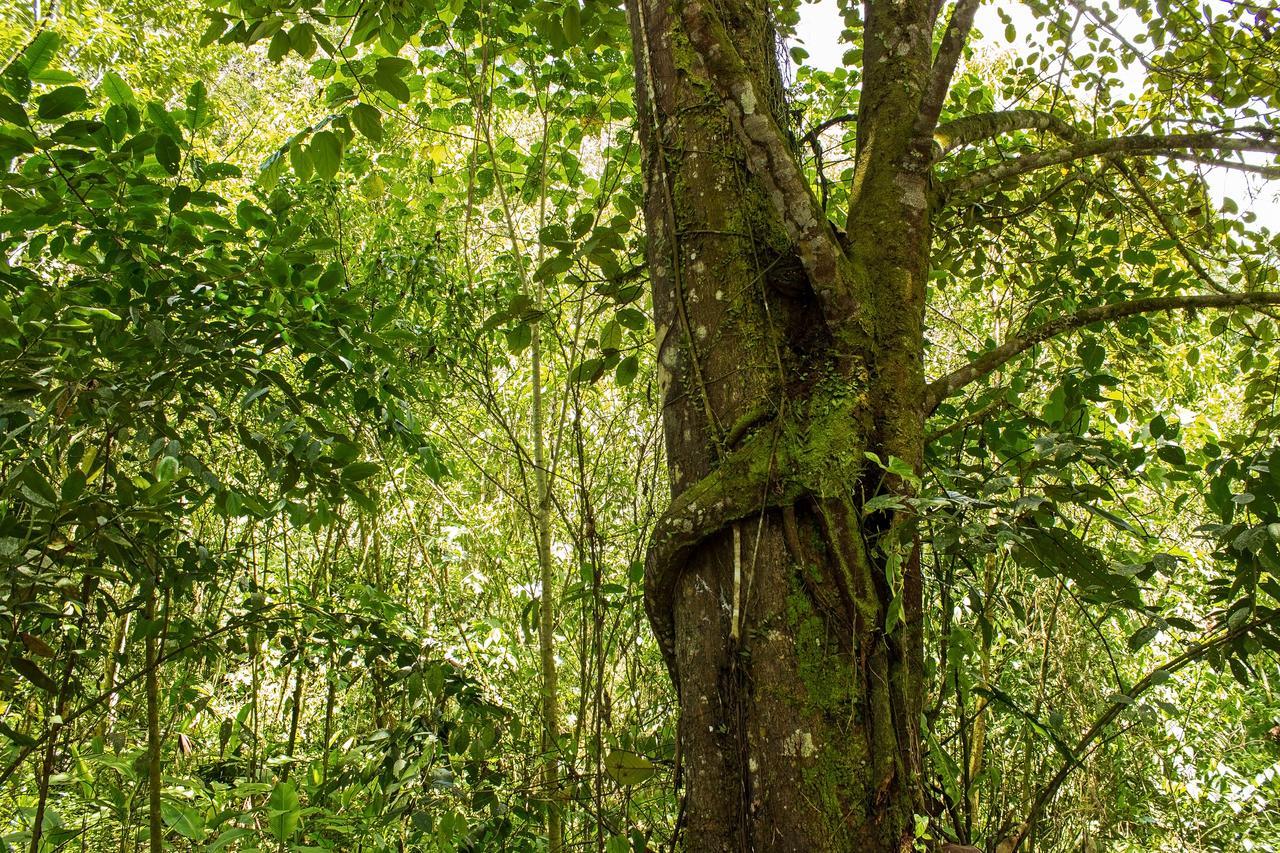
[6,0,1280,850]
[627,0,1280,848]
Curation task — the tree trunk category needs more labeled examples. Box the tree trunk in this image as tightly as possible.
[145,586,163,853]
[627,0,936,848]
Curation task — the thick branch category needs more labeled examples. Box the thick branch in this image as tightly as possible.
[933,109,1078,158]
[943,132,1280,198]
[924,291,1280,412]
[915,0,981,141]
[679,0,862,332]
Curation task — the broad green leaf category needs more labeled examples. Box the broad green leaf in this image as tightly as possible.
[290,140,313,180]
[505,323,531,353]
[267,781,300,843]
[563,2,582,44]
[603,749,654,786]
[341,461,380,482]
[310,129,342,180]
[155,133,181,174]
[268,28,291,62]
[163,803,206,840]
[615,354,639,386]
[156,455,180,483]
[21,31,61,75]
[35,85,87,120]
[12,657,58,693]
[350,103,383,143]
[101,70,134,105]
[185,80,209,130]
[0,94,26,126]
[616,307,646,330]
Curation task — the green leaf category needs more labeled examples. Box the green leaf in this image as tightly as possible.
[615,354,639,386]
[185,80,209,130]
[169,185,191,212]
[21,31,62,75]
[616,307,646,331]
[156,455,180,483]
[0,94,27,126]
[1127,625,1159,652]
[373,58,411,102]
[268,28,291,62]
[163,803,206,841]
[603,749,654,786]
[199,17,227,47]
[291,23,317,59]
[563,2,582,44]
[350,103,383,143]
[371,304,397,331]
[505,323,531,353]
[155,133,181,174]
[35,85,87,120]
[309,130,342,180]
[267,780,300,843]
[101,70,134,105]
[569,357,604,384]
[0,720,36,747]
[2,63,31,102]
[341,461,380,482]
[289,140,313,180]
[12,656,58,693]
[145,100,182,139]
[599,319,622,351]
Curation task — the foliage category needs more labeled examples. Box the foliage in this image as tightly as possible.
[0,0,1278,850]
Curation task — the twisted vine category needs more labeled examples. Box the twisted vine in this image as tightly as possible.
[645,387,870,683]
[644,420,797,682]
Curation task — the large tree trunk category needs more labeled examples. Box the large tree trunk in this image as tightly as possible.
[627,0,936,848]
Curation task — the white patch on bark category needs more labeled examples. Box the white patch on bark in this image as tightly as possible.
[782,730,816,758]
[655,323,673,394]
[895,173,927,210]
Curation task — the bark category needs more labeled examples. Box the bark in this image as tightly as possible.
[627,0,935,848]
[623,1,1277,847]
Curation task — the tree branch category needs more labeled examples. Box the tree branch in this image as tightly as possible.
[933,109,1078,158]
[942,131,1280,198]
[1164,150,1280,179]
[915,0,981,141]
[679,0,863,332]
[923,291,1280,413]
[800,112,858,149]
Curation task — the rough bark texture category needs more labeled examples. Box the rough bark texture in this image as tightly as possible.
[627,0,938,848]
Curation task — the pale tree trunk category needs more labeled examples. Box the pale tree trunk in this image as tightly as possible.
[626,0,942,848]
[531,305,563,852]
[145,586,162,853]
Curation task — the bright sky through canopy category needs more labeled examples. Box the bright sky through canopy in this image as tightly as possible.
[792,0,1280,230]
